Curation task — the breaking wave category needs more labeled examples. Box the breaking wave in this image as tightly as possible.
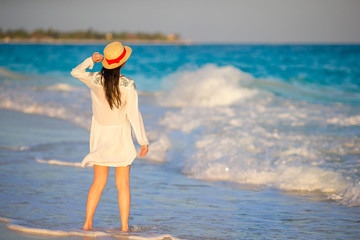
[159,64,259,107]
[159,65,360,207]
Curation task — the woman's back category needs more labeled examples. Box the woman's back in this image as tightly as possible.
[88,73,136,126]
[70,56,148,152]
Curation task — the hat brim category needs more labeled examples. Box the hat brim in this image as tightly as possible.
[102,46,132,69]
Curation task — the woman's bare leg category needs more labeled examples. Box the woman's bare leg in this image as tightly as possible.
[83,165,109,230]
[115,165,131,231]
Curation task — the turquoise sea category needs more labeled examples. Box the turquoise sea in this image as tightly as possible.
[0,43,359,239]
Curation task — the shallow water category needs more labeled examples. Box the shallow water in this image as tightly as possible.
[0,44,360,239]
[1,109,360,240]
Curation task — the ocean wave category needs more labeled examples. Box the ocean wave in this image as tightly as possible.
[188,160,349,193]
[252,77,360,104]
[185,133,349,193]
[158,64,360,108]
[0,86,92,130]
[144,132,171,163]
[36,158,82,167]
[329,180,360,207]
[185,132,360,206]
[159,64,259,107]
[159,78,360,207]
[34,83,83,92]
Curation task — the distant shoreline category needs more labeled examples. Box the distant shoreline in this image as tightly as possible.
[1,39,359,46]
[0,38,193,45]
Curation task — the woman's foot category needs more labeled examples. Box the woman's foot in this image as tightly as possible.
[83,223,93,230]
[121,225,129,232]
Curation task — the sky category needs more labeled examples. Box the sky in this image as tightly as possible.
[1,0,360,43]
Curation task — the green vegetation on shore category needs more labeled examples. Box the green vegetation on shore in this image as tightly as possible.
[0,28,181,42]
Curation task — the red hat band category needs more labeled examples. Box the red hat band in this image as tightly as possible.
[105,48,127,65]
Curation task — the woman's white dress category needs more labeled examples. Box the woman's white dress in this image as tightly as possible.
[71,57,149,167]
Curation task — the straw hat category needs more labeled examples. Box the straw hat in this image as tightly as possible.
[102,42,132,69]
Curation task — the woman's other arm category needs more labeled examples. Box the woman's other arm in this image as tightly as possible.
[126,85,149,157]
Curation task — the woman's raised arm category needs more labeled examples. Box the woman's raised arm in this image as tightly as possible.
[70,52,103,87]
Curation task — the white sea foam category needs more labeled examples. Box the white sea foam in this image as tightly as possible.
[327,115,360,126]
[5,222,180,239]
[160,106,238,133]
[192,162,348,193]
[185,133,349,193]
[7,224,180,239]
[2,216,181,239]
[167,106,357,197]
[0,86,92,130]
[144,132,171,163]
[329,180,360,207]
[34,83,82,92]
[159,64,258,107]
[36,158,82,167]
[6,224,109,237]
[163,105,345,193]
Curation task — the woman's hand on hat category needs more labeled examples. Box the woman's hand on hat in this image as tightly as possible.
[139,145,148,157]
[92,52,103,63]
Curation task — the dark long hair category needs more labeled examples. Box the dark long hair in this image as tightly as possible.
[101,63,124,109]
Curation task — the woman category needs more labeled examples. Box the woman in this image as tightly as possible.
[71,42,149,232]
